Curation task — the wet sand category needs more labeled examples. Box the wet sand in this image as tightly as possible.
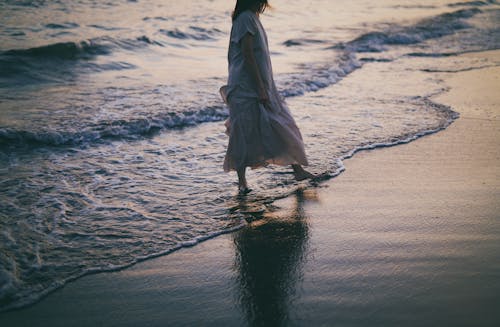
[1,51,499,326]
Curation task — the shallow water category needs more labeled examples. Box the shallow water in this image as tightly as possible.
[0,0,499,311]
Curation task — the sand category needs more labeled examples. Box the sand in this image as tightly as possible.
[1,51,499,327]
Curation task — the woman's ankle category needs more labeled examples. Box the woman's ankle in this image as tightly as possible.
[292,164,304,174]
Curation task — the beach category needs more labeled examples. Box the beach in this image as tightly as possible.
[1,50,498,326]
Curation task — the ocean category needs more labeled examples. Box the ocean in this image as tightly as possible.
[0,0,499,311]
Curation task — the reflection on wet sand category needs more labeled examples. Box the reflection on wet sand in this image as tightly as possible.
[233,190,316,326]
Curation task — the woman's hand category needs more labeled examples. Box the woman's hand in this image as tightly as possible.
[258,89,271,110]
[258,88,269,103]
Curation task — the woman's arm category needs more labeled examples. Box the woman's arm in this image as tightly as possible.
[241,33,269,104]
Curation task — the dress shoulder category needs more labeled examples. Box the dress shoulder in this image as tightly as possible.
[230,11,258,44]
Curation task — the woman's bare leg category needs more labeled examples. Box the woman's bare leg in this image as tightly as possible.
[237,167,250,193]
[292,164,315,181]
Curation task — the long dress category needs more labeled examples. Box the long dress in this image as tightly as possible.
[220,10,308,172]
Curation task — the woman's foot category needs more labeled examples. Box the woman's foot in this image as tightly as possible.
[292,164,315,181]
[238,186,252,195]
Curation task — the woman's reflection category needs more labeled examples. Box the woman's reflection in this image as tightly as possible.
[233,189,315,326]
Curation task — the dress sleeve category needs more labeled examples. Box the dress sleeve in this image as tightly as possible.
[230,12,258,43]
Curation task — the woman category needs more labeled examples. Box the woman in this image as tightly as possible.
[221,0,314,194]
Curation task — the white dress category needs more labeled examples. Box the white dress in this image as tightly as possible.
[220,10,308,172]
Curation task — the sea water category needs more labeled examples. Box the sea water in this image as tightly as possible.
[0,0,499,311]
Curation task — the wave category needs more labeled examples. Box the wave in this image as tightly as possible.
[142,16,171,22]
[283,38,327,47]
[0,105,228,147]
[1,35,164,60]
[44,22,80,29]
[330,8,481,53]
[159,26,223,41]
[278,52,361,97]
[0,36,161,84]
[87,24,126,31]
[3,0,49,8]
[448,0,498,7]
[2,41,111,59]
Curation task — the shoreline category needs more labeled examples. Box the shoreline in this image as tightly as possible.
[1,50,499,326]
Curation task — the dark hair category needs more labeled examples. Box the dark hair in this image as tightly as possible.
[232,0,270,21]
